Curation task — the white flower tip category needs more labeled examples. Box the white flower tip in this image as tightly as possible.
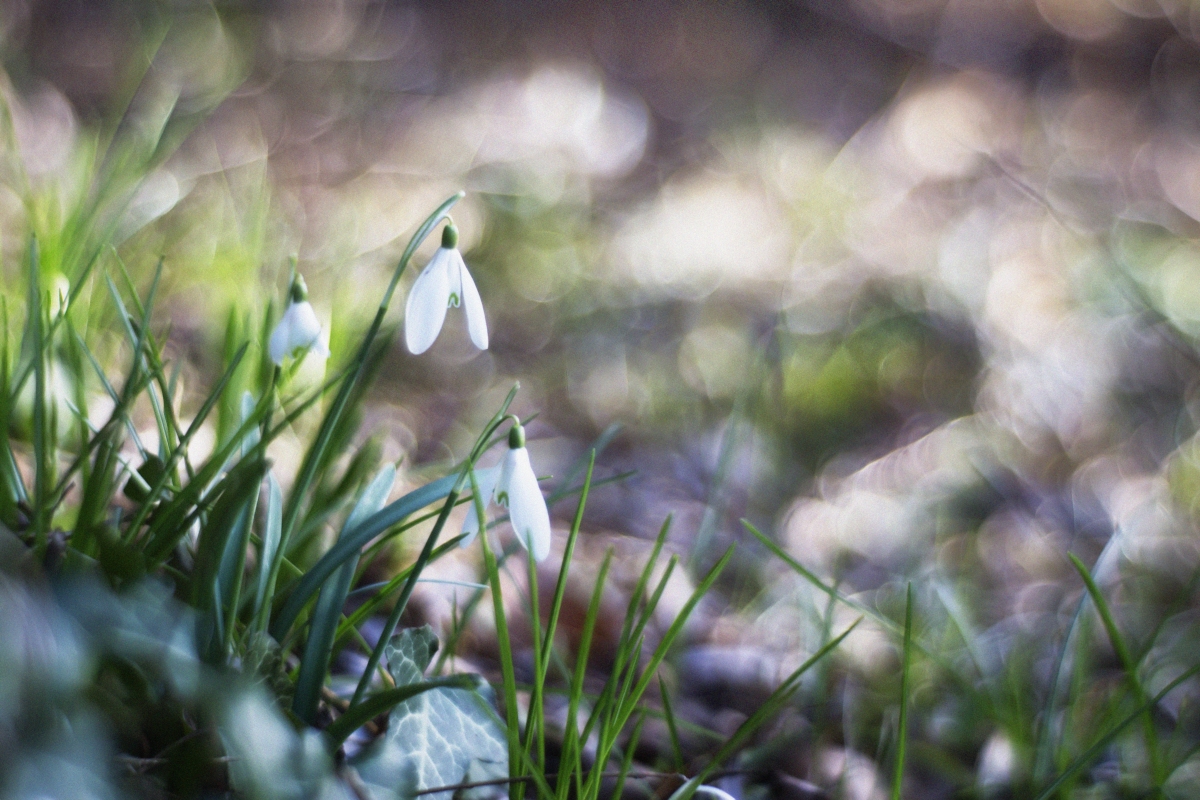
[528,523,551,562]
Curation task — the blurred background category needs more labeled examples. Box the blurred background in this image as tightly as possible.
[7,0,1200,795]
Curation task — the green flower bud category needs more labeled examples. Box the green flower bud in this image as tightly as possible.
[441,221,459,250]
[508,422,526,449]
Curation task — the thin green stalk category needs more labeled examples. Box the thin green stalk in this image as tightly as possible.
[1068,552,1163,787]
[593,515,672,751]
[333,536,468,650]
[556,549,613,800]
[611,712,646,800]
[1034,593,1087,784]
[521,546,545,781]
[294,464,396,723]
[0,297,29,515]
[659,681,685,773]
[28,237,48,552]
[129,343,251,551]
[480,520,521,800]
[891,583,914,800]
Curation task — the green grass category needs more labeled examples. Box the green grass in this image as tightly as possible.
[1,169,855,797]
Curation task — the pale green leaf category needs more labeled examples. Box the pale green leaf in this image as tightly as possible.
[354,626,507,800]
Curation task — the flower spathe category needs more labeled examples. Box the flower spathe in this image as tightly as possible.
[405,222,488,354]
[461,422,551,562]
[269,276,329,365]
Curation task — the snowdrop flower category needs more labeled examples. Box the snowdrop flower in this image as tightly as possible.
[405,221,488,354]
[268,275,329,365]
[461,421,551,561]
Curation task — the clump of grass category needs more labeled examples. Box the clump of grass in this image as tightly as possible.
[0,161,853,798]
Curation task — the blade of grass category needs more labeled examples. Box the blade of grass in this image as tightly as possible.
[332,536,467,651]
[0,297,28,517]
[270,473,459,641]
[521,546,545,785]
[192,455,269,663]
[534,451,594,771]
[678,619,861,800]
[481,516,522,800]
[743,520,988,706]
[28,237,48,552]
[135,344,253,557]
[1068,552,1163,787]
[585,545,735,800]
[608,558,678,740]
[556,548,613,800]
[1034,661,1200,800]
[890,583,914,800]
[252,472,284,631]
[1033,592,1087,785]
[600,516,671,726]
[659,681,685,774]
[216,392,264,654]
[611,712,646,800]
[293,464,396,724]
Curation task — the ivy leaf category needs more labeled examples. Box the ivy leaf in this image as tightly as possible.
[354,626,507,800]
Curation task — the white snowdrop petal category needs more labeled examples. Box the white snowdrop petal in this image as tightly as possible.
[405,250,452,354]
[289,302,324,349]
[500,447,551,562]
[461,467,502,548]
[458,255,489,350]
[269,300,325,364]
[268,316,290,364]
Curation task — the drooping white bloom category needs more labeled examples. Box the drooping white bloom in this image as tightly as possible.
[460,422,551,561]
[269,276,329,365]
[405,222,488,354]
